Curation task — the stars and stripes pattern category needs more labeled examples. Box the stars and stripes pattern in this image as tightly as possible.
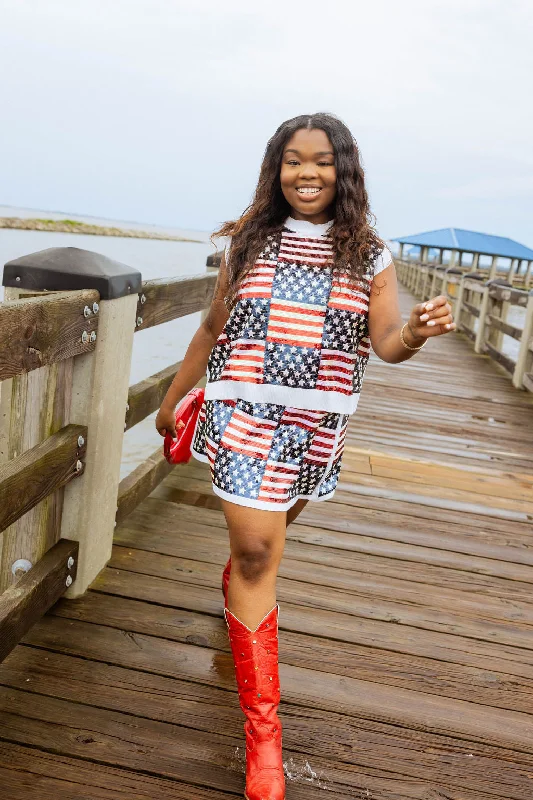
[206,226,374,404]
[192,398,349,510]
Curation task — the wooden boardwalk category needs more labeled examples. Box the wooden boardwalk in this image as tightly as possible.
[1,284,533,799]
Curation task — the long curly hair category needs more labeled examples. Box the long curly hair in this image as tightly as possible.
[214,112,385,309]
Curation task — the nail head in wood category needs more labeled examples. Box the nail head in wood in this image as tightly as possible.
[11,559,32,577]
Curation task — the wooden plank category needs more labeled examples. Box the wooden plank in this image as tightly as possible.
[0,538,78,663]
[135,273,217,331]
[44,590,533,713]
[1,650,532,799]
[11,614,533,754]
[115,514,533,599]
[461,323,476,341]
[102,549,533,651]
[487,314,523,340]
[116,446,174,524]
[0,684,466,800]
[125,360,182,431]
[484,341,517,375]
[0,290,99,380]
[488,284,528,305]
[0,424,87,533]
[462,300,480,318]
[0,742,238,800]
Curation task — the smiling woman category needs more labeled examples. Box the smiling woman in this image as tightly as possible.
[280,128,337,224]
[155,111,456,800]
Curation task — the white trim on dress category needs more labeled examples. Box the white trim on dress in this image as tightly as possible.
[204,379,359,415]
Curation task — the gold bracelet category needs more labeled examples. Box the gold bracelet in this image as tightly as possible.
[400,323,427,351]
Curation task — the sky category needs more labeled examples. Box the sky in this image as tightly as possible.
[1,0,532,245]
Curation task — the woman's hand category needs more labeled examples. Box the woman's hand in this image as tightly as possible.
[406,295,456,344]
[155,404,185,439]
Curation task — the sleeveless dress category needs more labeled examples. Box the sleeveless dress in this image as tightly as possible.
[191,217,392,511]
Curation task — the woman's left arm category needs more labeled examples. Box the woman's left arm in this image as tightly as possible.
[368,260,456,363]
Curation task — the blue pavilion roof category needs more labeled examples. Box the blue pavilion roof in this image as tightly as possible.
[391,228,533,260]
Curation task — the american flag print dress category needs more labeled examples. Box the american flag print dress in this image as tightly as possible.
[191,216,392,511]
[191,397,349,510]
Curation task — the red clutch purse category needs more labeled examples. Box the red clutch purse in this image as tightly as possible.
[163,388,205,464]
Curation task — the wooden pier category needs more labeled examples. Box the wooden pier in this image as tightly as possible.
[0,249,532,799]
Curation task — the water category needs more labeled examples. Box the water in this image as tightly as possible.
[0,206,215,478]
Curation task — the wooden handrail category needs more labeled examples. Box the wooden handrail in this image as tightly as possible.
[125,360,183,432]
[0,289,99,381]
[395,258,533,392]
[0,538,78,663]
[134,273,217,332]
[0,424,87,533]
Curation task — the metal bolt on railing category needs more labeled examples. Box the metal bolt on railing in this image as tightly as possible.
[11,559,32,576]
[140,294,146,304]
[83,305,92,318]
[66,575,73,587]
[81,331,89,344]
[136,316,143,327]
[92,302,99,314]
[76,460,83,472]
[77,435,85,447]
[67,557,75,569]
[90,331,97,343]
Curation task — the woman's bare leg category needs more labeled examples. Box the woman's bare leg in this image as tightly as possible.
[286,497,308,526]
[222,500,287,630]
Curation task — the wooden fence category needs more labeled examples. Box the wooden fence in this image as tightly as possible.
[396,259,533,392]
[0,247,217,662]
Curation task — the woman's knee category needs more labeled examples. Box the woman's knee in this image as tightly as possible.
[232,537,277,584]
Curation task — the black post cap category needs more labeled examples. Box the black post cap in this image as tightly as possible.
[3,247,142,300]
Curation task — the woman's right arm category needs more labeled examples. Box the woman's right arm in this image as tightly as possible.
[155,250,230,437]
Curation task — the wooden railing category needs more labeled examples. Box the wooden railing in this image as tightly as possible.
[0,247,217,662]
[396,259,533,392]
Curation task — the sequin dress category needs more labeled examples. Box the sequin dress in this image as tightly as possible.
[191,216,391,511]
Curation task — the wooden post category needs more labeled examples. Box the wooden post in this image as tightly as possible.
[508,259,518,284]
[0,288,73,593]
[472,253,480,270]
[489,255,498,280]
[449,250,456,268]
[485,281,511,354]
[398,243,404,259]
[475,283,491,354]
[454,275,466,328]
[457,252,463,267]
[2,248,142,598]
[525,261,532,289]
[201,250,221,324]
[420,246,428,263]
[512,290,533,389]
[438,249,444,264]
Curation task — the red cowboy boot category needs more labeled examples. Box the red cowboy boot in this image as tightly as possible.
[222,557,231,605]
[225,605,285,800]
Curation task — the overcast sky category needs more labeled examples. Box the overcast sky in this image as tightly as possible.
[1,0,532,244]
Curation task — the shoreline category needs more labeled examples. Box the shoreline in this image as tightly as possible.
[0,217,203,243]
